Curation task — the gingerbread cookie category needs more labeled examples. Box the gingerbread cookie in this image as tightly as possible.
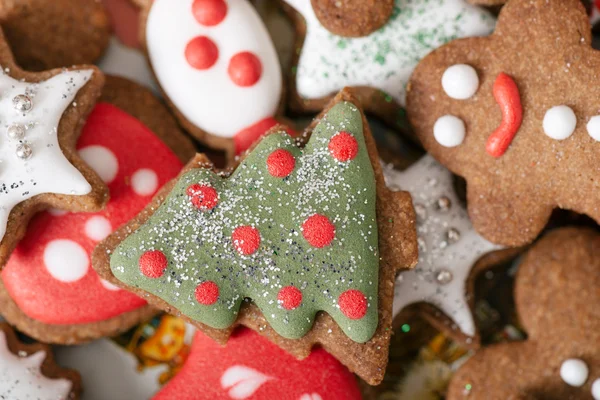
[447,228,600,399]
[154,328,361,399]
[93,89,418,385]
[0,0,110,71]
[406,0,600,246]
[384,155,516,347]
[136,0,286,157]
[0,28,107,269]
[0,323,81,400]
[283,0,495,131]
[0,76,195,344]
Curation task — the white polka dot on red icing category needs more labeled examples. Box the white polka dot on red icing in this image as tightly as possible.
[78,145,119,183]
[299,394,323,400]
[84,216,112,242]
[131,168,159,196]
[43,239,89,283]
[47,208,68,216]
[100,278,120,291]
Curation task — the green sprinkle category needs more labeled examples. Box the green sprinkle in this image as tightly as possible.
[401,323,410,333]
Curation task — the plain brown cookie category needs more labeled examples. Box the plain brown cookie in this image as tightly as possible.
[0,0,110,70]
[0,323,82,399]
[93,88,418,386]
[406,0,600,247]
[310,0,393,37]
[0,26,108,270]
[447,228,600,400]
[0,76,196,345]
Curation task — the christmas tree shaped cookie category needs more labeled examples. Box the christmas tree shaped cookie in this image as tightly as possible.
[94,90,418,385]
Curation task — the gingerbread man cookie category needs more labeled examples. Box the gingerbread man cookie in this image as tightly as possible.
[406,0,600,246]
[283,0,495,131]
[447,228,600,399]
[0,323,82,400]
[135,0,285,156]
[153,328,362,400]
[0,76,195,344]
[0,27,107,269]
[93,89,418,385]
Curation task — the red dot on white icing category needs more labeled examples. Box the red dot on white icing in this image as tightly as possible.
[185,36,219,70]
[78,145,119,183]
[84,216,112,242]
[131,168,159,196]
[100,278,120,291]
[192,0,227,26]
[228,52,262,87]
[43,239,89,283]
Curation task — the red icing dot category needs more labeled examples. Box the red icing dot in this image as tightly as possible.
[228,52,262,87]
[302,214,335,248]
[328,132,358,162]
[232,226,261,255]
[185,36,218,70]
[187,184,218,211]
[139,250,168,278]
[338,289,368,320]
[266,149,295,178]
[195,281,219,305]
[192,0,227,26]
[277,286,302,310]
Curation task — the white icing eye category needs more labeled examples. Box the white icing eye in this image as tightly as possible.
[543,105,577,140]
[592,378,600,400]
[441,64,479,100]
[433,115,465,147]
[586,116,600,142]
[560,358,589,387]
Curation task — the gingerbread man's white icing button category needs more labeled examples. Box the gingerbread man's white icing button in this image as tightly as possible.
[433,115,466,147]
[543,105,577,140]
[591,378,600,400]
[442,64,479,100]
[560,358,589,387]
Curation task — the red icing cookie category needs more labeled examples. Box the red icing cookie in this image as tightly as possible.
[2,102,183,327]
[153,328,362,400]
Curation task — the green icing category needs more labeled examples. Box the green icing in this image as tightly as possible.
[110,102,380,343]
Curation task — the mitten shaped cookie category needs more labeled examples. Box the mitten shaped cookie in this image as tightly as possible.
[93,89,418,385]
[448,228,600,400]
[407,0,600,246]
[283,0,495,130]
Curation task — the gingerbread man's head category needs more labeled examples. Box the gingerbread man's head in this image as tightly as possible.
[447,228,600,399]
[407,0,600,246]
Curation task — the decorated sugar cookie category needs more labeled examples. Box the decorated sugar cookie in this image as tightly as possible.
[137,0,284,156]
[94,90,418,385]
[406,0,600,246]
[447,228,600,399]
[153,328,361,400]
[0,77,196,344]
[384,155,512,346]
[283,0,495,130]
[0,323,81,400]
[0,28,107,269]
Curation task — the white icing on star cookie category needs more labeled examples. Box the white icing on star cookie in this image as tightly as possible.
[384,155,504,337]
[0,331,72,399]
[146,0,282,138]
[285,0,494,106]
[0,69,93,241]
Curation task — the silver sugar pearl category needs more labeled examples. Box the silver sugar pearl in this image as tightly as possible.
[16,143,32,160]
[436,196,452,212]
[414,203,427,219]
[13,94,33,113]
[446,228,461,244]
[435,268,453,285]
[6,124,26,140]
